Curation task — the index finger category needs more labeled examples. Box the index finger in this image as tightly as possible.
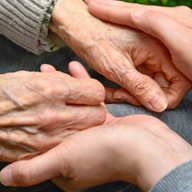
[88,1,176,30]
[88,2,136,28]
[28,72,105,106]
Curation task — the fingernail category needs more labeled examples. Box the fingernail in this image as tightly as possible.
[149,94,168,112]
[131,8,148,20]
[0,168,14,186]
[113,96,126,102]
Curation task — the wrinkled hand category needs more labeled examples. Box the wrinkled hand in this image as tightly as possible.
[86,0,192,82]
[49,0,191,112]
[0,65,105,162]
[1,62,192,192]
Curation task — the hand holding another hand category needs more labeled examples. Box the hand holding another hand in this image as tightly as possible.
[1,62,192,192]
[49,0,192,112]
[86,0,192,82]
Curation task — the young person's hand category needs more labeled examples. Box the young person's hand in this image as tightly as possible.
[1,62,192,192]
[49,0,192,112]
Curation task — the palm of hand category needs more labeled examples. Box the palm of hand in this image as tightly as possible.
[0,71,105,162]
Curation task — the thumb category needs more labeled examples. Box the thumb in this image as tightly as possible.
[126,71,168,112]
[0,147,62,186]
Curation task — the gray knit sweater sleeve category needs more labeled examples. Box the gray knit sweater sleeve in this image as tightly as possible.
[0,0,53,54]
[149,160,192,192]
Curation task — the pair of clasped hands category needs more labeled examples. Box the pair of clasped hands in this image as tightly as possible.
[0,1,192,192]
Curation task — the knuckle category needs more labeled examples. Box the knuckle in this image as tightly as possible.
[29,76,52,93]
[89,105,106,126]
[176,5,191,13]
[148,12,164,24]
[131,76,153,98]
[16,165,33,185]
[90,79,105,103]
[29,75,68,100]
[98,105,107,124]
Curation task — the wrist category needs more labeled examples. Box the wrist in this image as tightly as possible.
[113,123,192,192]
[49,0,89,44]
[138,152,192,191]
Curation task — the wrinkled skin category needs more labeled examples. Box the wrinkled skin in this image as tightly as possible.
[0,68,106,162]
[1,62,192,192]
[86,0,192,82]
[49,0,192,112]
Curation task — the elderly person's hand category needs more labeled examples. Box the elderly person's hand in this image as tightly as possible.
[86,1,192,82]
[1,62,192,192]
[0,65,105,162]
[49,0,191,112]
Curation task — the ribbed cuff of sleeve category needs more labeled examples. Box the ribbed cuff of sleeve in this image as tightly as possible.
[149,160,192,192]
[39,0,63,53]
[0,0,54,55]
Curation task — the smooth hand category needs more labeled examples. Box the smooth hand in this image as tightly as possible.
[49,0,191,112]
[86,0,192,82]
[0,66,105,162]
[1,62,192,192]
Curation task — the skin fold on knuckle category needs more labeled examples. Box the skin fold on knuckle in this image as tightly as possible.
[28,75,69,102]
[13,164,34,186]
[130,75,154,98]
[68,79,105,105]
[176,5,192,13]
[143,11,165,37]
[98,46,134,87]
[90,79,105,103]
[91,105,106,126]
[72,105,106,128]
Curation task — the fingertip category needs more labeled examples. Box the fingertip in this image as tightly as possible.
[0,168,14,186]
[84,0,89,5]
[40,64,56,72]
[68,61,82,69]
[129,71,169,112]
[69,61,91,79]
[149,93,168,112]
